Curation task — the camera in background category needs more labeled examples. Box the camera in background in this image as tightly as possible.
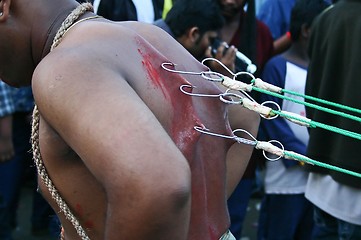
[211,39,257,74]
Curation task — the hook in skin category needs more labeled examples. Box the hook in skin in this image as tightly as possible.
[194,126,258,146]
[161,62,225,82]
[201,57,235,77]
[180,84,245,105]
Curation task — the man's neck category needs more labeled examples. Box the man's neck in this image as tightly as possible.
[221,12,242,44]
[283,41,309,68]
[31,3,78,64]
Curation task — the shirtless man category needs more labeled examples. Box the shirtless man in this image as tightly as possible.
[0,0,259,239]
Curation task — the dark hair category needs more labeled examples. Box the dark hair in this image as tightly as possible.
[240,0,256,64]
[165,0,225,38]
[289,0,330,41]
[215,0,257,64]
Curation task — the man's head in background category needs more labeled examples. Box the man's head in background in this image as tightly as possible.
[289,0,330,43]
[217,0,246,20]
[164,0,225,60]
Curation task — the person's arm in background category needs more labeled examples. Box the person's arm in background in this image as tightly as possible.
[204,43,237,77]
[273,32,292,56]
[257,0,295,56]
[0,81,15,162]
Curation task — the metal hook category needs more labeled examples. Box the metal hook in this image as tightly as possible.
[162,61,258,103]
[201,71,225,82]
[180,84,245,105]
[219,92,244,105]
[232,129,258,145]
[161,62,202,76]
[194,126,257,146]
[233,71,256,83]
[219,89,260,107]
[161,62,225,82]
[180,84,255,108]
[201,57,235,77]
[180,85,223,98]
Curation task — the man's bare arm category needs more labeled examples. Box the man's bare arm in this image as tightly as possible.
[225,103,260,198]
[33,53,192,239]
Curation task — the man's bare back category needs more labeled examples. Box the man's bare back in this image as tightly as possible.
[33,18,237,239]
[0,1,258,239]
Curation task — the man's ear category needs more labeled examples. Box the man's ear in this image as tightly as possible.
[0,0,11,22]
[187,26,200,43]
[301,24,310,39]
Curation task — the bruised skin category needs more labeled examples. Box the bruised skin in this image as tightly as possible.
[135,37,234,239]
[36,21,234,240]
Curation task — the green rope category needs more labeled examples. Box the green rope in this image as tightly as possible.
[223,75,361,178]
[284,151,361,178]
[254,86,361,123]
[251,79,361,115]
[282,88,361,115]
[272,109,361,140]
[248,81,361,177]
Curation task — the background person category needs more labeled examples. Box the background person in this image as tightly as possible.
[305,0,361,238]
[96,0,164,23]
[0,83,56,239]
[214,0,273,238]
[0,80,15,240]
[154,0,237,73]
[256,0,330,239]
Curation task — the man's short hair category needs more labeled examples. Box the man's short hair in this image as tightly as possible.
[289,0,330,41]
[165,0,225,38]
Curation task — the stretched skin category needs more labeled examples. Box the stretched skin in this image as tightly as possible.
[33,19,255,239]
